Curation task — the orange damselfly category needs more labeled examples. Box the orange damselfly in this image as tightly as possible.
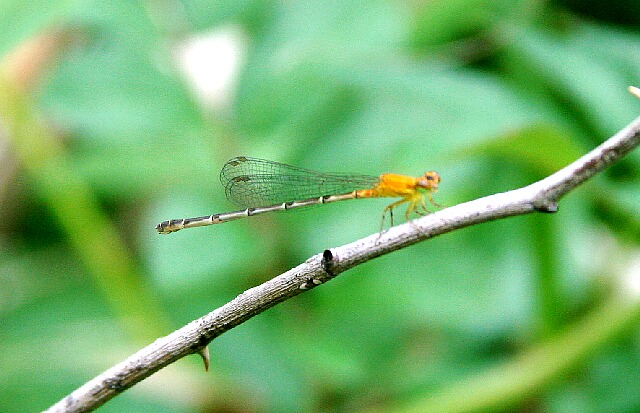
[156,156,441,234]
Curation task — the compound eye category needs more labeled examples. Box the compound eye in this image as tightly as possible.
[425,172,441,184]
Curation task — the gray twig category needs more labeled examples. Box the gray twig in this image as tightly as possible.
[45,114,640,413]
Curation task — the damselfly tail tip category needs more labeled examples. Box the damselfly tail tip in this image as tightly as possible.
[156,220,176,234]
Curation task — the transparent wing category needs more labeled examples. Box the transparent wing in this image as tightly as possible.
[219,157,380,208]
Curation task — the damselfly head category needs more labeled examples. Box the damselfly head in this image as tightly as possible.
[418,172,440,191]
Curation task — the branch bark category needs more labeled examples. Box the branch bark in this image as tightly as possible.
[45,114,640,413]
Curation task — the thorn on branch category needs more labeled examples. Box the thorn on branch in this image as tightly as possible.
[533,200,559,213]
[198,346,210,372]
[299,277,323,290]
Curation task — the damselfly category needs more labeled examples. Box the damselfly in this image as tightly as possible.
[156,156,441,234]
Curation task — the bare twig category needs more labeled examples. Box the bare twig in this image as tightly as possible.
[45,114,640,413]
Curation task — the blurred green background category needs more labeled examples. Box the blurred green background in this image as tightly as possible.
[1,0,640,412]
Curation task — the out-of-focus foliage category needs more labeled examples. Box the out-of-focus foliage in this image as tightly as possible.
[1,1,639,412]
